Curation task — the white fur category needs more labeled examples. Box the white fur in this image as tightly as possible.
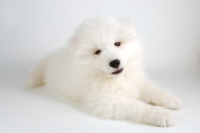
[26,16,181,127]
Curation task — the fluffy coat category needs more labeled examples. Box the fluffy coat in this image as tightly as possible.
[26,16,181,127]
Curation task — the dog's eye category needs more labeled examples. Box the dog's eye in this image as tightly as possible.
[95,50,101,55]
[114,42,121,47]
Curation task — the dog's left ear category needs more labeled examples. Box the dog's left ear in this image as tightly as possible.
[118,18,137,36]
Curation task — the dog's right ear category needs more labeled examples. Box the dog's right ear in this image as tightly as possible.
[69,35,80,46]
[118,17,137,36]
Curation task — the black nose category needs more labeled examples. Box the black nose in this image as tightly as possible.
[109,59,120,69]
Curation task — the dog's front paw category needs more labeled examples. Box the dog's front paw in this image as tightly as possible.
[151,109,175,127]
[163,96,182,110]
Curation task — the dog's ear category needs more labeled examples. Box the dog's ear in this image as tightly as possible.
[118,17,137,36]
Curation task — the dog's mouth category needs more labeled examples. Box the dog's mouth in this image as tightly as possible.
[112,68,123,74]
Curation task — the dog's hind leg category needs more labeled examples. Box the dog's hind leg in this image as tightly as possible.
[25,59,46,89]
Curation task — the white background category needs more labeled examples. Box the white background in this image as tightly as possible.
[0,0,200,133]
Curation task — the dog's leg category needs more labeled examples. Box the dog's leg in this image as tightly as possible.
[84,99,175,127]
[139,80,181,110]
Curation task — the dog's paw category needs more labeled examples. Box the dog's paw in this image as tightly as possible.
[152,109,175,127]
[163,96,182,110]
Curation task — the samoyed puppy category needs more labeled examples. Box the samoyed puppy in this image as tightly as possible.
[26,16,181,127]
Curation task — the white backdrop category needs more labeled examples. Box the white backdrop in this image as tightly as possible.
[1,1,200,133]
[1,0,200,71]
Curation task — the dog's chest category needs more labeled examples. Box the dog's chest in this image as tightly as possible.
[88,80,140,100]
[114,81,140,99]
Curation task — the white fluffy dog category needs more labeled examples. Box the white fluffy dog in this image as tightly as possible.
[26,16,181,127]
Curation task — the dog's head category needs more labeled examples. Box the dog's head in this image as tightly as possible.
[70,16,143,78]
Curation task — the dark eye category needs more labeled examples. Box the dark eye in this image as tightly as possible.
[95,49,101,55]
[114,42,121,47]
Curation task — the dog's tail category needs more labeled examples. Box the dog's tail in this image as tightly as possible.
[25,59,46,89]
